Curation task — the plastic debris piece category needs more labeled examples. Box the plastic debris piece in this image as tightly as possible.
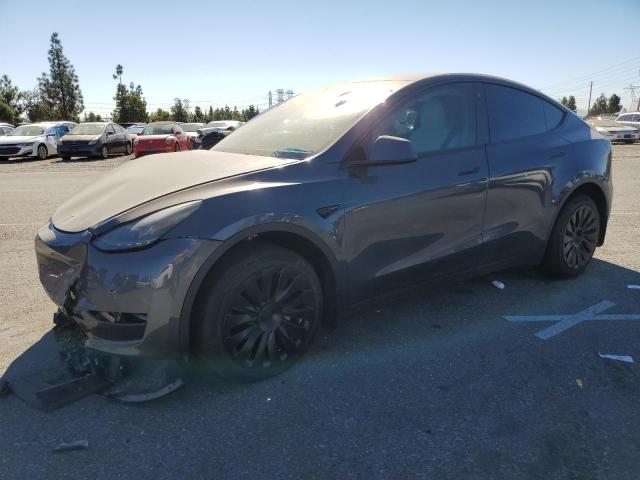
[53,440,89,453]
[576,379,583,389]
[627,285,640,290]
[266,397,271,402]
[492,281,505,290]
[599,353,634,363]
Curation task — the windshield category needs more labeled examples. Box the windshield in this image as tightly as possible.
[211,81,407,158]
[127,126,145,134]
[8,125,45,136]
[69,123,105,135]
[206,121,236,128]
[180,123,203,132]
[142,124,174,135]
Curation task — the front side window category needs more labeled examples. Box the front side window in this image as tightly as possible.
[369,83,477,155]
[486,84,547,143]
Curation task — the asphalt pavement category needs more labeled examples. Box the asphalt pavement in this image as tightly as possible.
[0,147,639,479]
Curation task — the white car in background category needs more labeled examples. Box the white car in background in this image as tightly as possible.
[0,121,76,159]
[615,112,640,130]
[590,118,639,144]
[0,123,14,135]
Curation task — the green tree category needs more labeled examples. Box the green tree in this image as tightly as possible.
[560,96,568,107]
[0,75,23,123]
[170,98,189,122]
[205,106,214,123]
[193,105,204,122]
[112,64,123,84]
[589,93,608,116]
[241,105,259,121]
[83,112,102,122]
[37,32,84,120]
[566,96,577,113]
[21,89,52,122]
[149,108,172,122]
[607,94,621,114]
[113,83,149,123]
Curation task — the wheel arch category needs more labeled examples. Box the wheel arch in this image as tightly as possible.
[556,181,609,246]
[179,223,343,357]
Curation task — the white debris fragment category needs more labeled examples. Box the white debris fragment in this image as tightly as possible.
[53,439,89,453]
[491,281,505,290]
[627,284,640,290]
[598,353,634,363]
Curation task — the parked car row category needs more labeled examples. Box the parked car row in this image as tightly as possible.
[0,119,243,161]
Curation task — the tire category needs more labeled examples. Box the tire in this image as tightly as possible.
[100,145,108,159]
[37,144,48,160]
[174,142,180,152]
[125,142,132,155]
[542,194,600,278]
[193,242,323,381]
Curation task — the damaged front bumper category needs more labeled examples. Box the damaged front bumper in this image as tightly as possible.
[34,222,220,400]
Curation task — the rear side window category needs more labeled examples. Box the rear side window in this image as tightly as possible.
[633,114,640,122]
[485,84,546,143]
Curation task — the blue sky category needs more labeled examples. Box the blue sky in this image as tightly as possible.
[1,0,639,116]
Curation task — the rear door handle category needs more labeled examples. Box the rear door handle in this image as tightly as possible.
[458,166,479,176]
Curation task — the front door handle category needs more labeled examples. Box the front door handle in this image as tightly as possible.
[458,166,479,176]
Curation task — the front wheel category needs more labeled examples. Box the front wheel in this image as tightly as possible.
[125,142,132,155]
[194,242,323,381]
[37,144,48,160]
[542,194,600,278]
[174,142,180,152]
[100,145,108,159]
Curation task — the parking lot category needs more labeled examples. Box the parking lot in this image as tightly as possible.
[0,146,639,479]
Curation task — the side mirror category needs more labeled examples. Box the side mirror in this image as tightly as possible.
[352,135,418,166]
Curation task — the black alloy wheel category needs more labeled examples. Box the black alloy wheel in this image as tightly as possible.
[542,194,600,277]
[101,145,108,159]
[563,204,599,270]
[222,266,317,370]
[125,142,132,155]
[194,242,322,380]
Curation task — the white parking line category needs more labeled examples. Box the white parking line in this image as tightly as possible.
[504,301,640,340]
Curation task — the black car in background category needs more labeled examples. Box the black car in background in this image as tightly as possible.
[58,122,132,160]
[195,120,243,149]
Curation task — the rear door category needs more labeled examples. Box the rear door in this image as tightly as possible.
[343,82,489,301]
[481,83,571,266]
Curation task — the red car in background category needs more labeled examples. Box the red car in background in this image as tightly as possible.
[133,122,191,157]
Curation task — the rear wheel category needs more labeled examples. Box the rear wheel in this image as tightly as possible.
[37,144,48,160]
[542,194,600,278]
[194,242,323,381]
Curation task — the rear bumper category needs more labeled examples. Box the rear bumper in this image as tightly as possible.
[35,223,220,358]
[133,144,173,157]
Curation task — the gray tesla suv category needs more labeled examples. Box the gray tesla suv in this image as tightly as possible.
[35,74,612,398]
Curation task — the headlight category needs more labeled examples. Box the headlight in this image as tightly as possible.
[17,142,34,147]
[92,201,202,251]
[165,136,176,145]
[88,136,100,145]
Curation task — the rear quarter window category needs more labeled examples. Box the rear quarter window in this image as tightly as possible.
[543,102,565,131]
[485,84,547,143]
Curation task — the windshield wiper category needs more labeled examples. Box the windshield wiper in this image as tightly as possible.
[273,148,314,160]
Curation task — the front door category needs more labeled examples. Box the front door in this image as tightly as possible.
[343,82,489,302]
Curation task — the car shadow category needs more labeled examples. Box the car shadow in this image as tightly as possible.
[0,157,49,165]
[2,257,639,412]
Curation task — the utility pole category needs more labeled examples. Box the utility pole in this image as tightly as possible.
[268,90,272,108]
[586,81,593,116]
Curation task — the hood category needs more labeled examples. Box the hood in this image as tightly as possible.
[0,135,39,143]
[51,150,295,233]
[198,127,230,135]
[62,134,102,142]
[596,126,638,133]
[137,134,173,141]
